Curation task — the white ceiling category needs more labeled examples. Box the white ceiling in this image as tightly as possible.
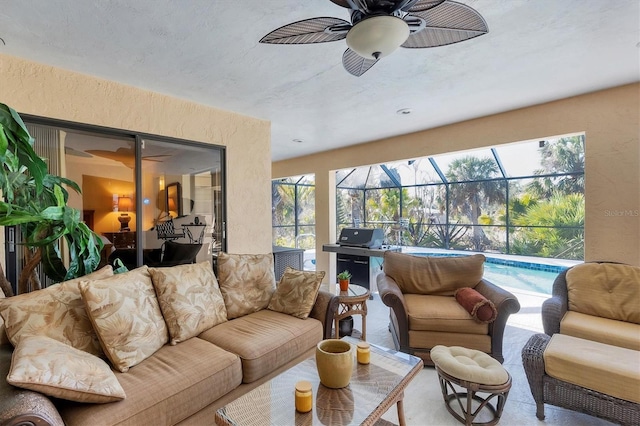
[1,1,638,162]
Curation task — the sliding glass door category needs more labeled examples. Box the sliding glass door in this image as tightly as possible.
[5,119,225,293]
[139,138,225,269]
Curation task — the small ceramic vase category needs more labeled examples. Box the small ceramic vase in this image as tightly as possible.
[315,339,353,388]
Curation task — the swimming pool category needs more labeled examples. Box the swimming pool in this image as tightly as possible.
[307,247,576,295]
[482,262,559,294]
[404,249,577,295]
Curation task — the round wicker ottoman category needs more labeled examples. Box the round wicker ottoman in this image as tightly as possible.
[431,345,512,426]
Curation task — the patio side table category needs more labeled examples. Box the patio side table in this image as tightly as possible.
[331,284,370,340]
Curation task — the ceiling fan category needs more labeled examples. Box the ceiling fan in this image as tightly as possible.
[259,0,488,76]
[86,147,169,169]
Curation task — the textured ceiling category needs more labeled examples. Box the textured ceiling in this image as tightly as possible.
[1,0,638,161]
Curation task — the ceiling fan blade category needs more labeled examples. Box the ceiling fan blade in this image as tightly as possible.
[260,17,350,45]
[329,0,351,7]
[142,154,170,161]
[406,0,445,12]
[342,48,379,77]
[402,0,488,48]
[64,147,93,158]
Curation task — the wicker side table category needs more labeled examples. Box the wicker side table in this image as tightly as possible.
[332,284,370,340]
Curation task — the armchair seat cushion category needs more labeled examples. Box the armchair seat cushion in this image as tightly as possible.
[544,334,640,404]
[405,294,489,334]
[560,311,640,351]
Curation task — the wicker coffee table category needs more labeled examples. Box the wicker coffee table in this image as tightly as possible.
[215,337,423,426]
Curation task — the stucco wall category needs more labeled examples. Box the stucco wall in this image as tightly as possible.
[0,53,272,257]
[273,84,640,279]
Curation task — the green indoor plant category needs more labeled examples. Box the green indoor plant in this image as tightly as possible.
[337,270,351,291]
[0,102,103,295]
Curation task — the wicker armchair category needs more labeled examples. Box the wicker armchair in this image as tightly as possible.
[522,262,640,425]
[377,252,520,366]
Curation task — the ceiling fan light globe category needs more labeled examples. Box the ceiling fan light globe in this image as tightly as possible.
[346,16,409,60]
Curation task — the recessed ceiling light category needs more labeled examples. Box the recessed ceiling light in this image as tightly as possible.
[292,139,304,143]
[396,108,412,115]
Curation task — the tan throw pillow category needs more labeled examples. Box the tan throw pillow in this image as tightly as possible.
[566,263,640,324]
[217,252,276,319]
[149,262,227,345]
[0,265,114,355]
[7,335,125,403]
[268,267,325,319]
[80,266,168,372]
[383,252,485,296]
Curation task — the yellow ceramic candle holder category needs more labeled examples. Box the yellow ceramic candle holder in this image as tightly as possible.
[315,339,353,388]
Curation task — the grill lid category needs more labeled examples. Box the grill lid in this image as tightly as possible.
[338,228,384,248]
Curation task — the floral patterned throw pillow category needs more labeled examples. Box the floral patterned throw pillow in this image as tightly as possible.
[149,262,227,345]
[268,267,325,319]
[7,335,125,403]
[79,266,168,372]
[217,253,276,319]
[0,265,114,355]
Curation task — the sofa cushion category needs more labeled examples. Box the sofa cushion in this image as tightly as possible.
[199,309,322,383]
[80,266,168,372]
[566,263,640,324]
[382,252,485,296]
[560,311,640,351]
[0,265,114,356]
[544,333,640,404]
[454,287,497,323]
[405,294,489,334]
[57,337,242,426]
[7,336,125,403]
[149,262,227,345]
[267,267,325,319]
[217,253,276,319]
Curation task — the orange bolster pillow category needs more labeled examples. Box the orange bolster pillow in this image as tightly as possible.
[454,287,497,323]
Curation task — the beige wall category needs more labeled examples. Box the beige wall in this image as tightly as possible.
[273,84,640,278]
[0,54,272,259]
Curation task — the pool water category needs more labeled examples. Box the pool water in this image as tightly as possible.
[306,248,566,295]
[406,250,566,295]
[483,262,559,295]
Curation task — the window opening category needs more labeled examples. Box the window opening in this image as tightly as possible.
[336,135,585,260]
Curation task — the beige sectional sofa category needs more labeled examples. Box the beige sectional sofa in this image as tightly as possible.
[0,254,337,426]
[522,262,640,425]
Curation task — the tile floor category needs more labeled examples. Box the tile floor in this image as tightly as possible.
[343,286,615,426]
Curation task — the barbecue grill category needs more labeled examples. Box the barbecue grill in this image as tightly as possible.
[337,227,384,249]
[332,228,385,292]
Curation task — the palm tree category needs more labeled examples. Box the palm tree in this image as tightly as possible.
[510,192,584,259]
[445,156,506,250]
[528,136,585,198]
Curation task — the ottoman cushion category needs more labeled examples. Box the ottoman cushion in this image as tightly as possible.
[431,345,509,385]
[544,334,640,404]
